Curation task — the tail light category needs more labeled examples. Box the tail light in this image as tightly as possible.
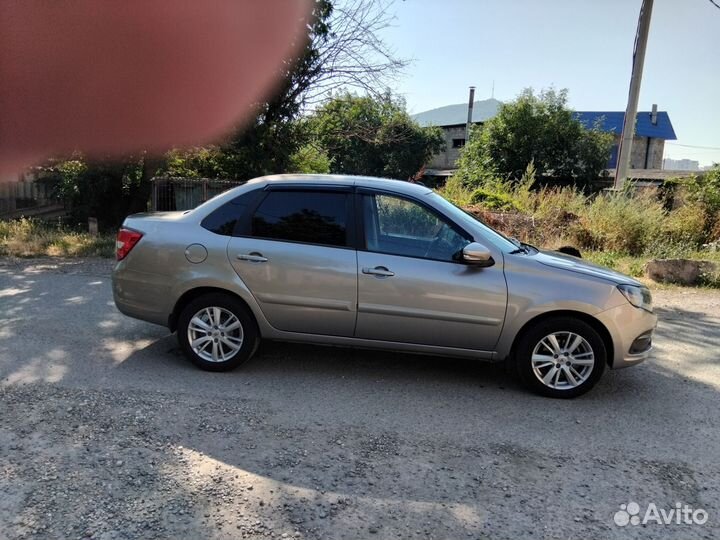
[116,228,143,261]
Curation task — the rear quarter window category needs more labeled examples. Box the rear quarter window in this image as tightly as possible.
[201,190,258,236]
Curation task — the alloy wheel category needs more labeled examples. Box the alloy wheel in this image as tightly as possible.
[531,331,595,390]
[187,306,244,363]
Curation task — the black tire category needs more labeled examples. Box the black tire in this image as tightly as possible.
[514,316,606,398]
[177,292,259,372]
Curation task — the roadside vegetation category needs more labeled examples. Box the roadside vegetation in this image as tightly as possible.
[439,163,720,286]
[0,218,115,258]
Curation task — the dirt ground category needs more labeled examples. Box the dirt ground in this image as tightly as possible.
[1,257,719,540]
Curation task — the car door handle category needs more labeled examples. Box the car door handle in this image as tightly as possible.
[237,252,268,263]
[362,266,394,277]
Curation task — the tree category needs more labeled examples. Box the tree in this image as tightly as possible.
[288,143,332,174]
[455,88,613,187]
[39,152,160,229]
[308,92,444,179]
[302,0,408,104]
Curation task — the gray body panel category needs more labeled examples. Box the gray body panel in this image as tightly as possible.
[227,237,357,337]
[112,174,657,368]
[355,251,506,351]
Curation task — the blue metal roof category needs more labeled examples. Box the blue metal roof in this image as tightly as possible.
[574,111,676,140]
[413,101,677,140]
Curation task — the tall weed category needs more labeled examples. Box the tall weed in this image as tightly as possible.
[576,189,665,255]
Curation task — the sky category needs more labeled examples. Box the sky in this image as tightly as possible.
[380,0,720,166]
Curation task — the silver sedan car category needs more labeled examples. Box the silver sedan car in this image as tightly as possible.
[112,174,656,398]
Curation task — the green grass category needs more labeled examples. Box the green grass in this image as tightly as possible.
[0,218,115,258]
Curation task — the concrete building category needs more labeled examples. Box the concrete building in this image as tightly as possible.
[662,158,700,171]
[412,99,502,170]
[574,110,676,170]
[412,102,677,176]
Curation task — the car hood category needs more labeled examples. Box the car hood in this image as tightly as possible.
[535,250,641,285]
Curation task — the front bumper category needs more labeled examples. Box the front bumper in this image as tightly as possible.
[595,301,658,369]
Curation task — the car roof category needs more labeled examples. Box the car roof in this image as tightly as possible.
[252,174,433,197]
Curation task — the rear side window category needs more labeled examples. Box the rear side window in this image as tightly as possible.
[201,190,257,236]
[251,191,348,247]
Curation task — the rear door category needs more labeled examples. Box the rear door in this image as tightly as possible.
[355,190,507,351]
[227,186,358,337]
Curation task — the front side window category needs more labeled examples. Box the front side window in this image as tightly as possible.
[251,191,348,247]
[363,194,470,262]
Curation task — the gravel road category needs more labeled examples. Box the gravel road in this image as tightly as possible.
[1,257,719,540]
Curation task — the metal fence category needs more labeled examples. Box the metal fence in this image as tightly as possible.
[0,178,64,220]
[150,177,245,211]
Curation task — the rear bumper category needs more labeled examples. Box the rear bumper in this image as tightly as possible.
[112,263,172,327]
[595,302,657,369]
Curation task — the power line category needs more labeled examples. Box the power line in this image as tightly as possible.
[708,0,720,10]
[666,142,720,150]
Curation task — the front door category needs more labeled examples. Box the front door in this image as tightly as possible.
[355,192,507,351]
[228,188,357,337]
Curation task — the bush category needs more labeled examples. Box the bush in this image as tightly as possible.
[454,88,613,187]
[662,202,707,246]
[576,189,666,255]
[438,176,475,207]
[442,174,716,258]
[679,165,720,240]
[469,188,517,211]
[531,186,587,220]
[288,143,332,174]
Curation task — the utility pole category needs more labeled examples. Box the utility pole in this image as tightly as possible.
[615,0,654,190]
[466,86,476,142]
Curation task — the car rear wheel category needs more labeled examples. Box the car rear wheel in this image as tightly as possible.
[177,293,259,372]
[515,317,606,398]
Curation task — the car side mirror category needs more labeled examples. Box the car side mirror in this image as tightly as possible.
[462,242,494,267]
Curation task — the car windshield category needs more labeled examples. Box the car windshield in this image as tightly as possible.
[427,192,520,252]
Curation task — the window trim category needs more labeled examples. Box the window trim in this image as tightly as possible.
[264,183,352,193]
[355,188,474,265]
[237,187,356,249]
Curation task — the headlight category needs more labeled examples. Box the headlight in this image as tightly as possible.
[617,284,653,312]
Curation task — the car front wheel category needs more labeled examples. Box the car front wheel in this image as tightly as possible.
[177,293,259,372]
[515,317,606,398]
